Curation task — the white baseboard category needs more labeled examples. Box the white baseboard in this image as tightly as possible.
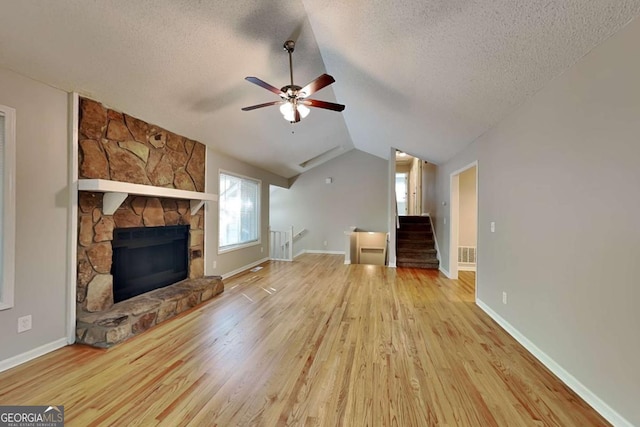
[304,250,345,255]
[222,257,270,280]
[476,299,633,427]
[0,338,68,374]
[458,264,476,272]
[439,266,451,278]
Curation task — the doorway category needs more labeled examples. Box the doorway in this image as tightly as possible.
[395,151,423,216]
[449,162,478,299]
[395,172,408,215]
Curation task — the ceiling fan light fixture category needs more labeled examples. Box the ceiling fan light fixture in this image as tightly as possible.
[297,103,310,118]
[279,101,310,122]
[279,102,295,121]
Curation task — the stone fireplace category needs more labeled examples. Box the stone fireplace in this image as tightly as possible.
[75,97,223,347]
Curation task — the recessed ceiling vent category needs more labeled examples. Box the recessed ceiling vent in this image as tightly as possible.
[299,145,344,169]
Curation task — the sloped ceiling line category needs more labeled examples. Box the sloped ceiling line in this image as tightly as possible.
[0,1,639,177]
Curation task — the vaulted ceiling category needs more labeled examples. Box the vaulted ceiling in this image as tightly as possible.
[1,1,639,178]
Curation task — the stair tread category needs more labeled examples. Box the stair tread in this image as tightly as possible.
[397,261,440,269]
[397,241,435,247]
[397,245,436,250]
[398,216,432,223]
[397,255,439,261]
[397,251,437,255]
[397,259,439,263]
[398,224,432,230]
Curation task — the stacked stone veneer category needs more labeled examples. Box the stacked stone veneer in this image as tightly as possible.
[76,97,223,347]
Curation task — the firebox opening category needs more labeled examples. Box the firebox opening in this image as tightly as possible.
[111,225,189,303]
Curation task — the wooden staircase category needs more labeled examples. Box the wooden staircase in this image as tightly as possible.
[396,216,439,269]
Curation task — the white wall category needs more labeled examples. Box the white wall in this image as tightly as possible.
[421,162,437,216]
[0,68,69,363]
[458,166,476,247]
[270,149,388,255]
[206,148,287,277]
[435,17,640,426]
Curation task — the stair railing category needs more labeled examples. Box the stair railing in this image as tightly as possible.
[269,227,306,261]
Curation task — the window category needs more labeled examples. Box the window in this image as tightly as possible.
[0,104,16,310]
[218,171,261,252]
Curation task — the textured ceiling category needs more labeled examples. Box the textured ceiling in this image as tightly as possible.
[1,1,639,178]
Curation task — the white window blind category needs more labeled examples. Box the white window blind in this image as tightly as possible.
[0,104,16,310]
[0,114,4,281]
[219,172,260,251]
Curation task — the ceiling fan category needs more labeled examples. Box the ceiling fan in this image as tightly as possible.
[241,40,345,123]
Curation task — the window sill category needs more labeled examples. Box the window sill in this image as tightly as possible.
[0,302,14,311]
[218,240,261,255]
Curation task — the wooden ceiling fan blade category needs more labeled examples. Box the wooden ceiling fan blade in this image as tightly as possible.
[299,74,335,97]
[245,77,284,96]
[302,99,345,112]
[241,101,284,111]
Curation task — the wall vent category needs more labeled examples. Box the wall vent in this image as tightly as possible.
[458,246,476,264]
[298,145,344,169]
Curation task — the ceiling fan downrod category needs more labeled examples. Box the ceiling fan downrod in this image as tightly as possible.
[284,40,295,88]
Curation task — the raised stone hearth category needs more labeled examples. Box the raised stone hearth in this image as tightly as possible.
[77,275,223,348]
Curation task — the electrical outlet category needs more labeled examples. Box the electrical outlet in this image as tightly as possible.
[444,218,447,225]
[502,292,507,305]
[18,315,32,333]
[323,240,328,247]
[491,222,496,233]
[213,261,217,269]
[260,247,264,253]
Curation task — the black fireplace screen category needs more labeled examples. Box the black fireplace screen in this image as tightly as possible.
[111,225,189,303]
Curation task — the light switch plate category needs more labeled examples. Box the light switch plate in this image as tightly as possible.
[490,222,495,233]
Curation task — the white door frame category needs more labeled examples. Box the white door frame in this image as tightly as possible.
[387,147,397,268]
[449,161,478,298]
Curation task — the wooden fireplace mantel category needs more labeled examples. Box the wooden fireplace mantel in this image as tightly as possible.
[78,179,218,215]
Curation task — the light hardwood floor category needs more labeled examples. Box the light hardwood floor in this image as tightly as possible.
[0,254,608,426]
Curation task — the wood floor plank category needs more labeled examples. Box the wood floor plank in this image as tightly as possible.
[0,254,610,426]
